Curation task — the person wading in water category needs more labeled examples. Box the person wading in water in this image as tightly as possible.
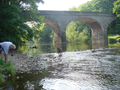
[0,41,16,63]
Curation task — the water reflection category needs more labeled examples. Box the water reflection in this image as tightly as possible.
[17,42,120,54]
[67,43,92,51]
[17,43,55,54]
[17,42,92,54]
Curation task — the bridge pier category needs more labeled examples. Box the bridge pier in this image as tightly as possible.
[92,31,108,49]
[54,29,67,52]
[60,30,67,51]
[54,33,62,52]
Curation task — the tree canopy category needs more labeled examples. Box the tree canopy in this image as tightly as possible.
[113,0,120,34]
[39,24,54,43]
[0,0,44,45]
[77,0,116,12]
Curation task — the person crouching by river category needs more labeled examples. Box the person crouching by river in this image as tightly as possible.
[0,41,16,63]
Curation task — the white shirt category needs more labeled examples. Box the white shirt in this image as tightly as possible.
[0,42,12,54]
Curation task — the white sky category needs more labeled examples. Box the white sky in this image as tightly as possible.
[38,0,92,11]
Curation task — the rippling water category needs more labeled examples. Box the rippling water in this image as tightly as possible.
[1,43,120,90]
[38,48,120,90]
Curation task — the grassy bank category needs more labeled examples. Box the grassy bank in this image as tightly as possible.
[0,58,15,84]
[108,34,120,42]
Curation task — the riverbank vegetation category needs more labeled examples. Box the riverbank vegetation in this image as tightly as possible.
[0,0,44,45]
[0,58,15,84]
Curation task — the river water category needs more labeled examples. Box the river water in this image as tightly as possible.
[1,42,120,90]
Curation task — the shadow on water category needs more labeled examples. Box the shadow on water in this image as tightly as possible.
[1,70,49,90]
[1,42,120,90]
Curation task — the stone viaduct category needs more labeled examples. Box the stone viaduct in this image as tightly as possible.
[37,10,115,50]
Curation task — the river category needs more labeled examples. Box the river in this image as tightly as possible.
[1,42,120,90]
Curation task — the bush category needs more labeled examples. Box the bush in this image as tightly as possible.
[0,58,15,84]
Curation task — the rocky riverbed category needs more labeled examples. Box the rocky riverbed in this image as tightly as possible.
[8,47,120,74]
[8,51,60,73]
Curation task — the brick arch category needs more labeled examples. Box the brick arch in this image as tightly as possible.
[44,18,60,34]
[74,18,102,32]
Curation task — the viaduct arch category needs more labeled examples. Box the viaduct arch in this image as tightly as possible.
[38,10,115,50]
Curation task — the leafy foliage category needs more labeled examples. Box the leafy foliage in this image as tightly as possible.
[77,0,116,12]
[107,21,116,34]
[93,0,116,12]
[69,7,77,11]
[77,1,95,12]
[0,58,15,83]
[66,21,91,43]
[32,23,44,43]
[113,0,120,17]
[0,0,44,45]
[39,24,54,43]
[113,0,120,34]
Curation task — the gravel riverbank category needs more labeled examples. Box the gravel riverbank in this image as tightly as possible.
[8,51,54,73]
[8,51,59,73]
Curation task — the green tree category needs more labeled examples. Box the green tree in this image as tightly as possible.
[0,0,44,45]
[32,23,44,43]
[66,21,79,42]
[66,21,91,43]
[77,1,95,12]
[77,0,116,12]
[50,30,54,42]
[113,0,120,17]
[113,0,120,34]
[82,27,91,42]
[40,24,54,43]
[93,0,116,12]
[69,7,77,11]
[107,21,116,34]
